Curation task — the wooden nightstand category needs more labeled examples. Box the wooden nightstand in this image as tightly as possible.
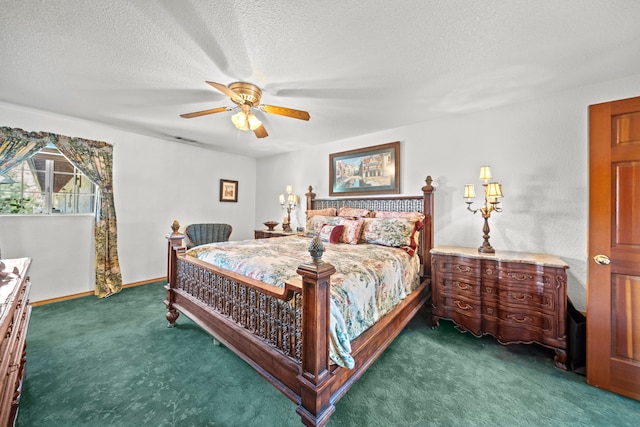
[430,245,569,369]
[254,229,302,239]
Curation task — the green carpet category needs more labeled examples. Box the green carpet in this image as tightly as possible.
[17,282,639,426]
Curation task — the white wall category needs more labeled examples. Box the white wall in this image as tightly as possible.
[3,74,638,308]
[0,214,95,300]
[256,74,640,312]
[0,103,256,302]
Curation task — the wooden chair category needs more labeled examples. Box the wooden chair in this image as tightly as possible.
[184,223,232,249]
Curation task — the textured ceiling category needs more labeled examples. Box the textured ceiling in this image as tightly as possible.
[2,0,640,158]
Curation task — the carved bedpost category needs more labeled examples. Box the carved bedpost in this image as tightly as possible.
[305,185,316,213]
[296,237,336,427]
[422,176,435,278]
[165,220,185,327]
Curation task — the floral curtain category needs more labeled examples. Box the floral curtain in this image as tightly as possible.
[0,126,122,297]
[51,134,122,297]
[0,127,49,175]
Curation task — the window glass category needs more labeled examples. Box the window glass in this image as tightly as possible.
[0,146,96,214]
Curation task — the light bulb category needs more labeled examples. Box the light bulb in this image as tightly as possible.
[247,114,262,130]
[231,112,249,130]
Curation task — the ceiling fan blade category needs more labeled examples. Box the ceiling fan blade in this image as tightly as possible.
[180,106,229,118]
[206,81,243,103]
[253,124,268,138]
[261,105,310,121]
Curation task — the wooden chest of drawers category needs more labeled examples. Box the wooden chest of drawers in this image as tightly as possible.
[430,246,568,369]
[0,258,31,427]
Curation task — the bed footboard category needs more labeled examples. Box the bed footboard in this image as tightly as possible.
[165,227,337,426]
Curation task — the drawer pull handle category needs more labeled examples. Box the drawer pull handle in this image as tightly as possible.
[454,300,472,311]
[454,265,472,273]
[506,314,532,323]
[455,281,471,290]
[510,293,532,302]
[507,272,533,281]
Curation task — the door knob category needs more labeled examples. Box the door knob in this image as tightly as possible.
[594,254,610,265]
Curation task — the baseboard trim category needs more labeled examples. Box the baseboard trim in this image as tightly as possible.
[30,277,166,306]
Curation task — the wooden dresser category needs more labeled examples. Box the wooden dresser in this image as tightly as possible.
[430,246,569,369]
[0,258,31,426]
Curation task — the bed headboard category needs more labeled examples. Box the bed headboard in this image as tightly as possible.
[305,176,435,278]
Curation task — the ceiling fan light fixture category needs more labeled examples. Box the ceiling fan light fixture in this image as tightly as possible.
[231,111,262,131]
[181,81,309,138]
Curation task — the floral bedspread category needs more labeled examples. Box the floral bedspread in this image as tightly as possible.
[187,236,421,369]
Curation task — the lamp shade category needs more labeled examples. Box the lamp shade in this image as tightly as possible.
[486,182,503,198]
[479,166,492,181]
[464,184,476,199]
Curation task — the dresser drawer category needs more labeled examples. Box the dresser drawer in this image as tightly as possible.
[497,264,564,291]
[484,300,557,338]
[434,255,481,279]
[496,284,557,313]
[433,293,482,336]
[436,276,481,300]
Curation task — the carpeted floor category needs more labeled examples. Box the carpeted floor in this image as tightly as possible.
[16,281,640,426]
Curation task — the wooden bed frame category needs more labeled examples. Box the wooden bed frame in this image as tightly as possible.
[164,177,435,426]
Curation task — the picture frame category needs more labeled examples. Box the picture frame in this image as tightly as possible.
[329,141,400,196]
[219,179,238,202]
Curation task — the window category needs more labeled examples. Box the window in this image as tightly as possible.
[0,145,96,214]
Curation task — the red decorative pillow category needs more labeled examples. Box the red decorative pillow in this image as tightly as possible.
[319,224,345,244]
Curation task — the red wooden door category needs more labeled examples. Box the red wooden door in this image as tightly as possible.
[588,96,640,400]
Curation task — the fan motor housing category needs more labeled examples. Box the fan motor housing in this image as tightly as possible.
[229,82,262,106]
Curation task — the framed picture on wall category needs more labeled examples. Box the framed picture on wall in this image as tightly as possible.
[329,141,400,196]
[220,179,238,202]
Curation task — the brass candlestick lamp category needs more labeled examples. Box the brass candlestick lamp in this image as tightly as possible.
[464,166,504,254]
[279,184,299,232]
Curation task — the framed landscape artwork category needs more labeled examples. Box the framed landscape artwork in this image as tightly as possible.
[329,141,400,196]
[219,179,238,202]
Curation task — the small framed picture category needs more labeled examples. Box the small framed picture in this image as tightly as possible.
[220,179,238,202]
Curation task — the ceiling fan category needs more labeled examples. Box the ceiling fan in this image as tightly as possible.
[180,81,310,138]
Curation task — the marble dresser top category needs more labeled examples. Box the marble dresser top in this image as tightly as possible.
[430,245,569,269]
